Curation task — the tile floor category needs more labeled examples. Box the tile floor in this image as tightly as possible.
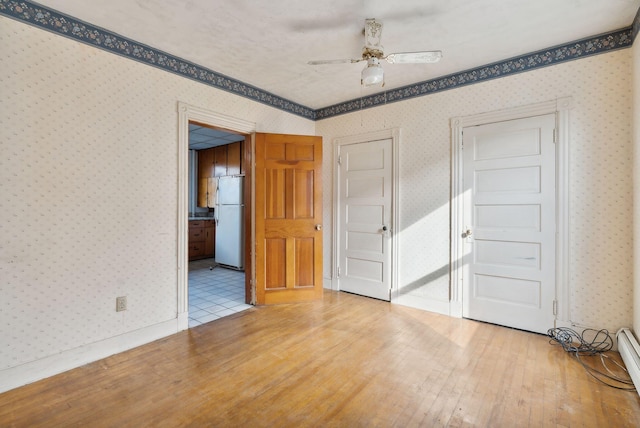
[188,258,252,328]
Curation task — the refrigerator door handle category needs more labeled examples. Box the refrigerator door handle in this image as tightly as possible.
[214,180,220,226]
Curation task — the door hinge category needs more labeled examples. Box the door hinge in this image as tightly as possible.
[337,266,341,278]
[553,128,558,144]
[338,155,342,166]
[553,299,558,316]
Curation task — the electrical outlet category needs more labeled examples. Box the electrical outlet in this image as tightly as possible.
[116,296,127,312]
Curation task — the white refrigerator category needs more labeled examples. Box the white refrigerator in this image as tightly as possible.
[215,176,244,269]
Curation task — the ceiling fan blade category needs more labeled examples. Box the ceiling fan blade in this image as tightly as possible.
[307,58,362,65]
[385,51,442,64]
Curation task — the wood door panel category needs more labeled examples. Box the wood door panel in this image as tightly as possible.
[294,170,314,218]
[255,133,323,305]
[264,141,286,159]
[265,238,286,289]
[265,169,286,219]
[295,238,315,287]
[287,143,314,161]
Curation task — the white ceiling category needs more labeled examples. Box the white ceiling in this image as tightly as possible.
[37,0,639,110]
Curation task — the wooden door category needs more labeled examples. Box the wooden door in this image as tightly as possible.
[462,114,556,334]
[255,133,323,304]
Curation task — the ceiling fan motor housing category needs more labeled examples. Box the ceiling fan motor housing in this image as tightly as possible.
[363,47,384,59]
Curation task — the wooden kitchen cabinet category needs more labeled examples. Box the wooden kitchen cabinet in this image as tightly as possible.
[198,177,217,208]
[214,145,228,177]
[226,141,242,175]
[198,148,215,179]
[204,220,215,258]
[197,148,215,207]
[189,220,215,261]
[197,142,244,207]
[188,220,205,260]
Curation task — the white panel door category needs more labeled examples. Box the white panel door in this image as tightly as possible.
[338,138,392,301]
[462,114,556,334]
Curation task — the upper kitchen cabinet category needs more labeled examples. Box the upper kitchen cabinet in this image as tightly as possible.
[197,148,216,208]
[198,148,215,179]
[214,145,228,177]
[226,141,242,176]
[196,142,244,207]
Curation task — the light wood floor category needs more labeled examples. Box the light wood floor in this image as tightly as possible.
[1,291,639,427]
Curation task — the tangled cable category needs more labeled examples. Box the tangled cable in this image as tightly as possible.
[547,327,635,391]
[547,327,613,354]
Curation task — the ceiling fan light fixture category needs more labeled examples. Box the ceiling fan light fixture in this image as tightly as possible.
[361,57,384,87]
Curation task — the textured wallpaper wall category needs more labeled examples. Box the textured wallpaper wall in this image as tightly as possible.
[317,49,634,332]
[0,16,314,371]
[0,11,635,379]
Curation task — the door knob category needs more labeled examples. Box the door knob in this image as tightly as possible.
[462,229,472,238]
[382,225,388,231]
[315,224,322,231]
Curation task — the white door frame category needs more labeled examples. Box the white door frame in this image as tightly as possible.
[450,97,573,322]
[332,128,400,296]
[176,102,256,331]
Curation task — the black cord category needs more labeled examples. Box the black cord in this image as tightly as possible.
[547,327,636,391]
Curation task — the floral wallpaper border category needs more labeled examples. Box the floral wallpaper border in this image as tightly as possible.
[0,0,315,120]
[633,5,640,42]
[315,27,634,120]
[1,0,638,121]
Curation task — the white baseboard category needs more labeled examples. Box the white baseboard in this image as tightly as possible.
[177,311,189,331]
[393,294,451,316]
[0,318,180,394]
[323,276,335,290]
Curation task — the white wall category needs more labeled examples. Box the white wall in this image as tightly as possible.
[634,35,640,334]
[0,16,314,391]
[317,49,634,331]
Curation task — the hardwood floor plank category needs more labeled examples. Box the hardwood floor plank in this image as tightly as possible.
[1,291,639,427]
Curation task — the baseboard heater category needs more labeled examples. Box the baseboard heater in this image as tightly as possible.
[617,328,640,396]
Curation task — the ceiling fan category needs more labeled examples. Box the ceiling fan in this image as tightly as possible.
[308,18,442,87]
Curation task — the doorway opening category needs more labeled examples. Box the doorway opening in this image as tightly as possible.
[187,122,251,327]
[177,102,257,330]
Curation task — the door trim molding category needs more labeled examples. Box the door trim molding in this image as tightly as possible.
[332,128,400,297]
[177,102,256,330]
[450,97,573,320]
